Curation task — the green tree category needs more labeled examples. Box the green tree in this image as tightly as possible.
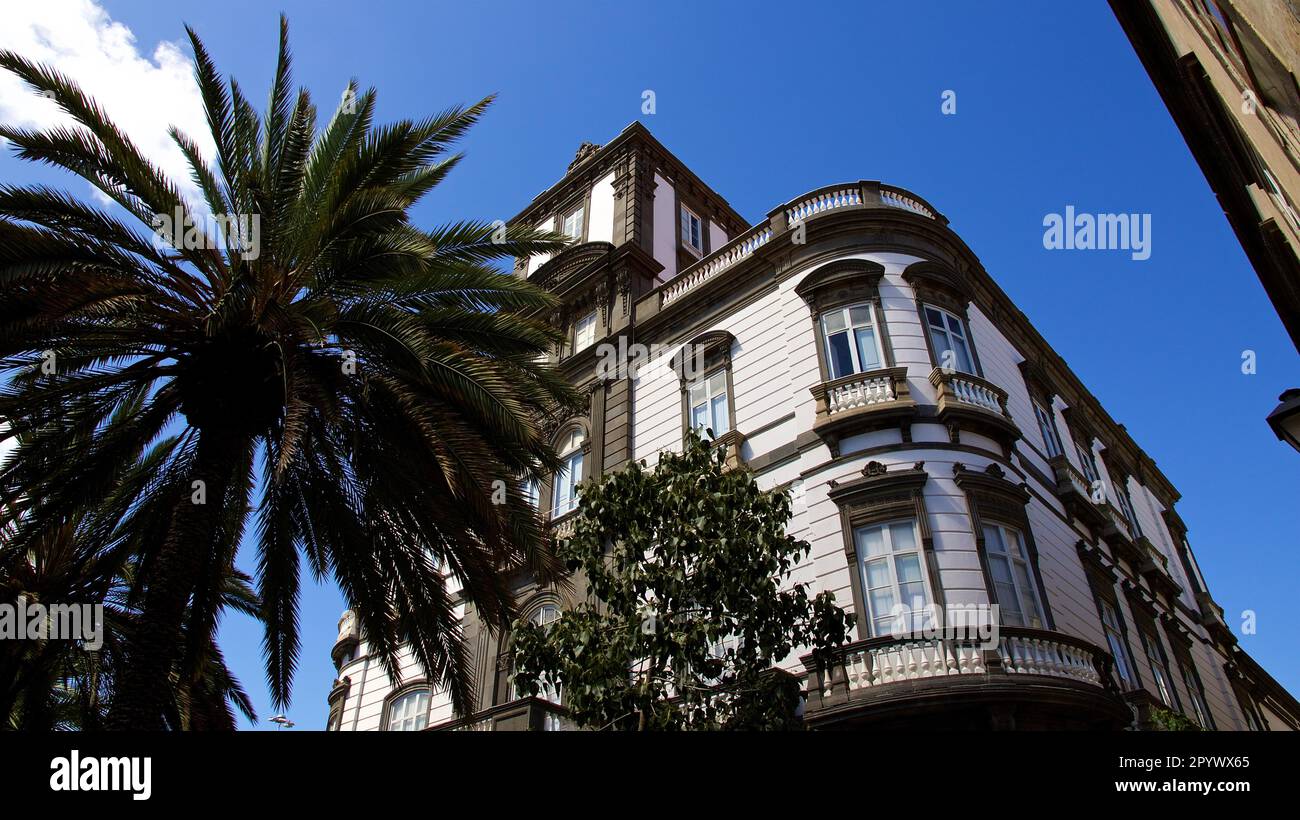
[512,430,853,730]
[0,16,575,729]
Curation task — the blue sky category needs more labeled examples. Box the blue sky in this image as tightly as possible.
[2,0,1295,729]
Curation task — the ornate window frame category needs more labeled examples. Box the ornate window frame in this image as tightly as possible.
[1079,547,1142,692]
[952,463,1055,630]
[902,260,984,377]
[794,259,896,383]
[827,461,942,639]
[1123,583,1182,710]
[541,419,592,522]
[671,331,742,462]
[380,680,433,731]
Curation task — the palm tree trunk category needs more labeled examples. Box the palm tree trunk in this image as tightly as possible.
[106,430,238,730]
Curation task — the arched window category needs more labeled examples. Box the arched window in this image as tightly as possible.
[515,604,563,705]
[551,428,585,517]
[385,687,430,731]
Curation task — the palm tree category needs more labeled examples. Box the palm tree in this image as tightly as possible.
[0,16,575,729]
[1,412,259,731]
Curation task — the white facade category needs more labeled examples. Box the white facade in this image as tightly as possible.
[327,125,1295,732]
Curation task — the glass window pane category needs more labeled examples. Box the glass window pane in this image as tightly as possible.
[889,522,917,551]
[855,327,880,369]
[827,332,855,379]
[989,555,1014,584]
[691,403,707,430]
[689,380,706,406]
[864,557,892,588]
[1005,528,1024,558]
[857,526,887,557]
[710,394,729,433]
[983,525,1005,553]
[945,311,966,338]
[570,452,583,485]
[824,310,847,334]
[708,370,727,395]
[951,335,973,373]
[925,307,945,329]
[869,588,896,619]
[849,305,872,326]
[899,580,928,611]
[929,329,952,364]
[895,553,923,583]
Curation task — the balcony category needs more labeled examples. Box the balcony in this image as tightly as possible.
[331,609,360,668]
[1136,536,1183,600]
[1098,501,1144,566]
[810,366,915,455]
[655,181,946,310]
[1046,455,1109,529]
[928,368,1020,452]
[801,627,1129,730]
[432,697,573,731]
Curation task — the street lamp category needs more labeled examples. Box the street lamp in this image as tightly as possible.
[269,714,295,730]
[1266,388,1300,453]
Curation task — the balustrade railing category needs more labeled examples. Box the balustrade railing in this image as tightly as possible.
[658,182,942,308]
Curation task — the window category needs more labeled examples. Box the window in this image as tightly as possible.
[983,523,1045,628]
[516,604,563,705]
[1114,481,1144,537]
[1033,400,1064,458]
[1099,600,1135,689]
[854,519,932,637]
[562,207,584,241]
[680,205,703,255]
[386,688,430,731]
[1074,438,1100,485]
[523,477,540,510]
[923,305,974,374]
[1179,662,1211,728]
[551,428,585,517]
[821,304,884,379]
[573,311,596,353]
[688,369,730,437]
[1140,628,1175,707]
[1236,691,1264,731]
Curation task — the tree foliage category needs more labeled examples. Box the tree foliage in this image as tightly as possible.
[512,430,852,730]
[0,15,575,728]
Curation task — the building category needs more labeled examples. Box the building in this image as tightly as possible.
[325,122,1299,731]
[1110,0,1300,352]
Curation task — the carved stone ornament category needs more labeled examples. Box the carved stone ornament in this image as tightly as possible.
[568,141,602,172]
[863,461,888,477]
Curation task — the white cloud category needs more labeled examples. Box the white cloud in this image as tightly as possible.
[0,0,215,208]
